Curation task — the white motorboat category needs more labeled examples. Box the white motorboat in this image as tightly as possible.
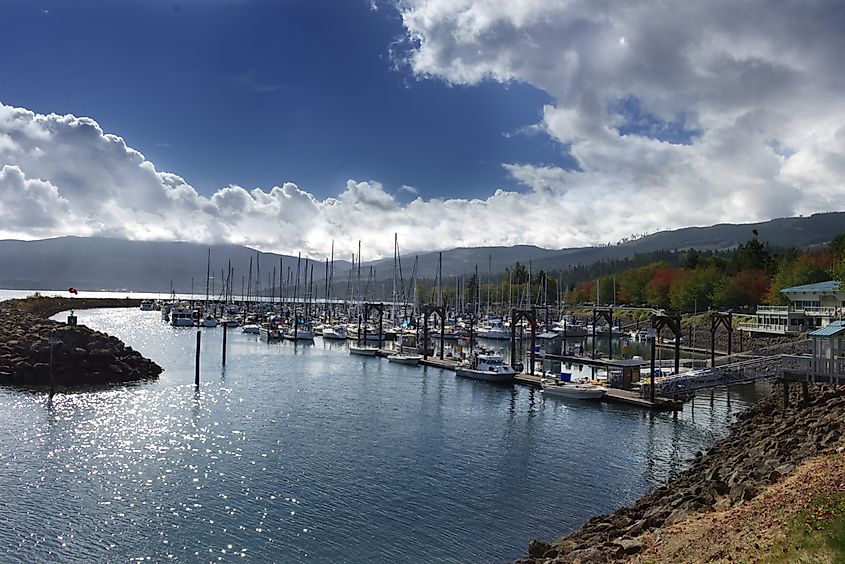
[170,307,195,327]
[140,299,157,311]
[322,326,348,340]
[241,324,261,334]
[259,325,283,341]
[286,321,315,341]
[540,377,605,400]
[387,353,421,366]
[349,345,378,356]
[477,319,511,340]
[455,353,516,383]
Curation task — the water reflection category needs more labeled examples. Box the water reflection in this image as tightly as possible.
[0,308,771,563]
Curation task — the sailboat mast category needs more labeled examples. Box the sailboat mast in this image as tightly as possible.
[205,248,211,307]
[392,233,398,324]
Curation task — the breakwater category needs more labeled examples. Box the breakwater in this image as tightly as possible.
[0,297,161,386]
[521,382,845,562]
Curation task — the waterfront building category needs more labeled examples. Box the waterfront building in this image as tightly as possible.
[739,280,844,335]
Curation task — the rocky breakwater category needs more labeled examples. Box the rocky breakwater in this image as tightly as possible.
[0,299,162,386]
[521,383,845,563]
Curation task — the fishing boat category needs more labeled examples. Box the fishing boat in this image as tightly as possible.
[477,319,511,340]
[322,325,348,340]
[170,306,195,327]
[455,353,516,383]
[349,345,378,356]
[387,353,421,366]
[540,375,605,401]
[259,324,283,341]
[140,299,157,311]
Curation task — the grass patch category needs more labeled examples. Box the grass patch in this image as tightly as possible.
[766,491,845,563]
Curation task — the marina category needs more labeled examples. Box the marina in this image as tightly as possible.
[0,298,768,562]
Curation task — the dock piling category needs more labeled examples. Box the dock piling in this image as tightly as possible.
[195,330,201,387]
[222,323,228,366]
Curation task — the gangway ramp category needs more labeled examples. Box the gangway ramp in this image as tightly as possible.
[645,355,781,397]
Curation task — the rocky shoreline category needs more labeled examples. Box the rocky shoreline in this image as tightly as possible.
[521,382,845,563]
[0,297,162,387]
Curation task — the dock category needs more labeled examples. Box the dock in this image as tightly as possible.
[515,373,682,411]
[372,349,681,411]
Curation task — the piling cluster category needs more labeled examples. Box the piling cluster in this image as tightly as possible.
[520,382,845,563]
[0,299,162,386]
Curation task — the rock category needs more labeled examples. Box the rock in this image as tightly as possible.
[527,539,551,558]
[625,518,650,537]
[613,537,644,555]
[566,547,605,563]
[775,463,795,476]
[712,480,729,495]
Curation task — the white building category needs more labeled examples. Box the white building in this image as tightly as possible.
[740,280,844,335]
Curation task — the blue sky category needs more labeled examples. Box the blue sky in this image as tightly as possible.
[0,0,842,258]
[1,0,569,199]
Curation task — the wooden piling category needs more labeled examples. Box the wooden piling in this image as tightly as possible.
[48,329,55,398]
[222,323,228,366]
[195,330,201,387]
[802,381,810,404]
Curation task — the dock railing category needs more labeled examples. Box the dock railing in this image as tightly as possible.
[737,321,793,334]
[781,354,845,385]
[644,355,782,397]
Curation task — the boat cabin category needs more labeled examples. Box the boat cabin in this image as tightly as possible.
[605,359,646,390]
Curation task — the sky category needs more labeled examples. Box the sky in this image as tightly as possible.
[1,0,845,260]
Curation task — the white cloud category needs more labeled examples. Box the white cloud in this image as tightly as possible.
[397,0,845,235]
[3,1,845,260]
[0,103,590,258]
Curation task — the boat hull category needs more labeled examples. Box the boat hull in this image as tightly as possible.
[388,354,421,366]
[541,384,605,400]
[349,347,378,356]
[454,367,515,383]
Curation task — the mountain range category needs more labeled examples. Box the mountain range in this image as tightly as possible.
[1,211,843,293]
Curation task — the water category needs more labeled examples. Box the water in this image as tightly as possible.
[0,305,768,562]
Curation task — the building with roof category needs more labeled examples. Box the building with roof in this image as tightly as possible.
[739,280,844,335]
[808,320,845,379]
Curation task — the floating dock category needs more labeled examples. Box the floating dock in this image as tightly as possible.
[371,349,682,411]
[515,373,682,411]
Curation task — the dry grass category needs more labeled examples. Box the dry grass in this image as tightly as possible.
[632,449,845,564]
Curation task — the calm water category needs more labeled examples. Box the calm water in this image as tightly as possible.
[0,304,768,562]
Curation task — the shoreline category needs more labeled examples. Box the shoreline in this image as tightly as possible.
[0,297,161,387]
[520,381,845,562]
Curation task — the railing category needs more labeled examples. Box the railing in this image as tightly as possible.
[756,305,790,313]
[802,307,840,317]
[781,354,845,383]
[643,356,782,396]
[738,322,792,334]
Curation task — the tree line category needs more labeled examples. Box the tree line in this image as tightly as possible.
[413,233,845,314]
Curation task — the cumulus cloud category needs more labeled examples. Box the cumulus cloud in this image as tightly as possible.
[0,103,590,258]
[397,0,845,235]
[2,2,845,260]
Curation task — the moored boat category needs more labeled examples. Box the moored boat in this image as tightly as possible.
[455,353,516,383]
[322,325,348,340]
[170,306,195,327]
[387,353,421,366]
[540,374,605,400]
[349,345,378,356]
